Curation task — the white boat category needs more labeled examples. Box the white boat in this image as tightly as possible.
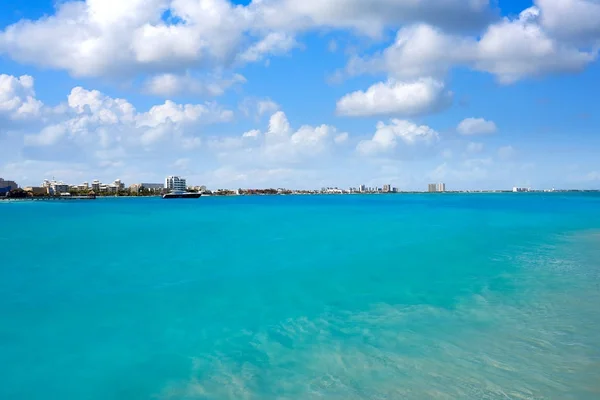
[162,190,202,199]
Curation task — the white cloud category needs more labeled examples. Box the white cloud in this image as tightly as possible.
[239,97,280,119]
[237,32,299,64]
[334,132,349,144]
[143,73,246,97]
[0,0,494,83]
[457,118,497,135]
[0,74,43,120]
[344,24,475,80]
[211,111,344,167]
[466,142,484,153]
[18,82,233,167]
[0,0,250,79]
[357,119,439,156]
[474,7,596,83]
[257,99,280,117]
[342,8,598,84]
[252,0,494,36]
[535,0,600,44]
[336,78,452,117]
[242,129,261,138]
[137,100,233,129]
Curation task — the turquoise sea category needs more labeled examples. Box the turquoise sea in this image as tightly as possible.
[1,194,599,399]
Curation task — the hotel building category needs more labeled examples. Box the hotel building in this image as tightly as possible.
[165,176,187,191]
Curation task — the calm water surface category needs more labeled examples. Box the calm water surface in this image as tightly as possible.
[1,194,599,399]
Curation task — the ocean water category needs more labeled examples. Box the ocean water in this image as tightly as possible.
[1,194,599,399]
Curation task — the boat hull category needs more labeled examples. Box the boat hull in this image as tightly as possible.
[162,193,202,199]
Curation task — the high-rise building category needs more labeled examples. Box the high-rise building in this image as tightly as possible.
[383,184,391,193]
[165,176,187,191]
[428,183,446,193]
[359,184,366,193]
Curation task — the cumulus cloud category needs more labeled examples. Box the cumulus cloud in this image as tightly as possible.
[357,119,439,156]
[344,24,475,80]
[336,78,452,117]
[341,7,597,84]
[535,0,600,44]
[13,79,233,165]
[0,0,494,84]
[210,110,345,167]
[0,74,43,120]
[143,73,246,97]
[473,7,596,83]
[457,118,497,135]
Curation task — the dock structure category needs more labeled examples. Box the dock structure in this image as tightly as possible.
[1,195,96,201]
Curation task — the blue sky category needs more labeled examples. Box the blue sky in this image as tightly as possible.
[1,0,599,190]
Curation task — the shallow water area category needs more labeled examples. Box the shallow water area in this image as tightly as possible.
[1,194,599,399]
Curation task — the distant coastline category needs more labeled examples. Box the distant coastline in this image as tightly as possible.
[3,189,599,202]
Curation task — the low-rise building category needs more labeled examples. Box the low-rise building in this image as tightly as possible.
[42,179,69,195]
[24,187,47,196]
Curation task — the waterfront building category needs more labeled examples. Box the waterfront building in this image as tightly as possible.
[92,180,100,192]
[130,183,166,193]
[0,178,18,195]
[142,183,164,191]
[428,183,446,193]
[190,185,207,193]
[42,179,69,195]
[359,184,366,193]
[24,187,46,196]
[513,187,530,192]
[383,184,391,193]
[165,176,187,191]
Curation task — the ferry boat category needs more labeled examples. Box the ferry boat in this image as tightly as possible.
[162,190,202,199]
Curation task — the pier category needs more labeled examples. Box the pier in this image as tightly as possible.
[1,195,96,201]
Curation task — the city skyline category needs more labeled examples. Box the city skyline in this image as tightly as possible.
[1,1,599,190]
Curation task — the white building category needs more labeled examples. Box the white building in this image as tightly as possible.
[513,187,530,192]
[428,183,446,193]
[165,176,187,191]
[42,179,69,195]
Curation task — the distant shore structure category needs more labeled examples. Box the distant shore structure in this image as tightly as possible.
[512,187,531,192]
[0,177,18,196]
[428,183,446,193]
[165,176,187,191]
